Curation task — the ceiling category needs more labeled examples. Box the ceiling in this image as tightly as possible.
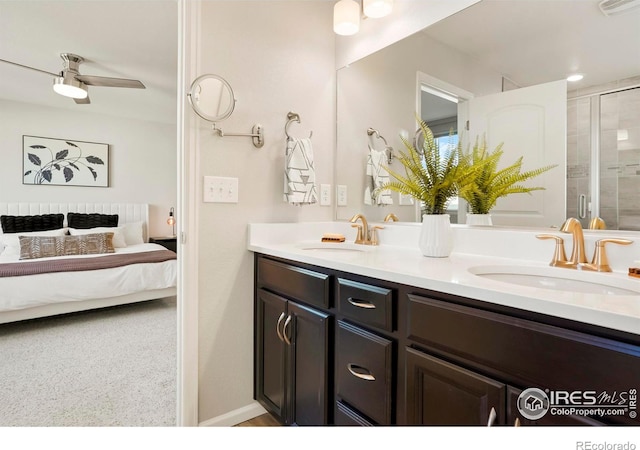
[0,0,178,124]
[422,0,640,90]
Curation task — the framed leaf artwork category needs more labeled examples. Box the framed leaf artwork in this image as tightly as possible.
[23,136,109,187]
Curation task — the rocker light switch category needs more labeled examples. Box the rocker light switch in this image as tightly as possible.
[204,176,239,203]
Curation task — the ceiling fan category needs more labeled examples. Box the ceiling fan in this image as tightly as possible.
[0,53,145,104]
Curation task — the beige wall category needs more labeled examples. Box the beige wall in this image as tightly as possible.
[193,1,336,422]
[0,99,177,237]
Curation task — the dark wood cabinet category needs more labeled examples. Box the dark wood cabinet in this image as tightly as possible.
[255,288,330,425]
[406,347,505,425]
[253,253,640,427]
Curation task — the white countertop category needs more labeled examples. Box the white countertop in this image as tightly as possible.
[247,222,640,336]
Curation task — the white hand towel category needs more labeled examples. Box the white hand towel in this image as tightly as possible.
[364,146,393,205]
[284,137,318,205]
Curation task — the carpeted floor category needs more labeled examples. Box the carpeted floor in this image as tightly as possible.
[0,297,176,427]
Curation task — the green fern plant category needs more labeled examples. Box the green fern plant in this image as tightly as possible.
[375,118,477,215]
[458,136,557,215]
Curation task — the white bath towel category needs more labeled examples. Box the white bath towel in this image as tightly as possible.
[284,137,318,205]
[364,146,393,205]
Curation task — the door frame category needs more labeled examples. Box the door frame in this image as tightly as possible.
[415,71,474,222]
[176,0,200,427]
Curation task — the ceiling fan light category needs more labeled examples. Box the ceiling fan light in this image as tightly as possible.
[53,76,88,99]
[364,0,393,18]
[334,0,360,36]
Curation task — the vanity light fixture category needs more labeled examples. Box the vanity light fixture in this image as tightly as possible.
[566,74,584,82]
[334,0,394,35]
[363,0,394,18]
[334,0,360,35]
[167,207,176,237]
[53,74,88,99]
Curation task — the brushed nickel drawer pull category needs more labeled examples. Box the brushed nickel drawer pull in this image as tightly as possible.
[282,314,292,345]
[487,407,497,427]
[347,297,376,309]
[347,363,375,381]
[276,312,286,342]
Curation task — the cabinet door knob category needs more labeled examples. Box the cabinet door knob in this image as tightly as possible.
[276,312,286,342]
[282,314,292,345]
[347,297,376,309]
[347,363,375,381]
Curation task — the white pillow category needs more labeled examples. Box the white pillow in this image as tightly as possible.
[0,229,68,257]
[123,221,144,246]
[69,227,127,248]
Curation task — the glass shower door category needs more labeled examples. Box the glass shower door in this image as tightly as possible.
[599,87,640,231]
[567,96,593,229]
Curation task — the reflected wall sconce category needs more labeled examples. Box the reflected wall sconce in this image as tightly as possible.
[167,207,176,237]
[333,0,393,36]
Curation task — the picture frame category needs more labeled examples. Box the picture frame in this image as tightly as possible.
[23,135,110,187]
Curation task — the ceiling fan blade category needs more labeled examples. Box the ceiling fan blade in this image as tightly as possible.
[76,75,145,89]
[0,58,59,77]
[74,95,91,105]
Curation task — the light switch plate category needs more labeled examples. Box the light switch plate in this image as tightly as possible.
[320,184,331,206]
[203,176,239,203]
[399,193,415,205]
[337,185,348,206]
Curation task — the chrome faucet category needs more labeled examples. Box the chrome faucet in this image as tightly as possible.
[560,217,588,267]
[349,214,369,244]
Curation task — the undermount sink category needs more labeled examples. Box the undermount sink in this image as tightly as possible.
[468,265,640,296]
[295,241,375,253]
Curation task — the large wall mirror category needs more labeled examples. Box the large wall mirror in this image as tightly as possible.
[335,0,640,231]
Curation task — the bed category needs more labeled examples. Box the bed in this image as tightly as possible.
[0,203,177,324]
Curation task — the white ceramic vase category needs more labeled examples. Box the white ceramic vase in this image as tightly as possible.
[418,214,452,258]
[466,213,493,226]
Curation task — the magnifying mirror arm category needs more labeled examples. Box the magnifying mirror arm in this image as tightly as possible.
[212,123,265,149]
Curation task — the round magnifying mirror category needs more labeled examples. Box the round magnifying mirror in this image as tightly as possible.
[188,74,236,122]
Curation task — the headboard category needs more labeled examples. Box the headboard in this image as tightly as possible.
[0,203,150,242]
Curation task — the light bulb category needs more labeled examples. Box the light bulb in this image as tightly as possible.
[334,0,360,36]
[363,0,393,18]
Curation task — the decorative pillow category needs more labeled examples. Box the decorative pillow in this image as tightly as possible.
[123,221,145,246]
[0,229,68,257]
[67,213,119,229]
[69,227,126,248]
[0,214,64,233]
[19,232,115,260]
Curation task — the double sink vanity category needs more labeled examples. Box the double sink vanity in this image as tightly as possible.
[248,219,640,426]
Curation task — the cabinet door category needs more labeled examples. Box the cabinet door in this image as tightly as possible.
[406,347,506,425]
[287,301,331,426]
[255,289,287,422]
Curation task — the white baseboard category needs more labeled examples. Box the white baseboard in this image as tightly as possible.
[198,402,267,427]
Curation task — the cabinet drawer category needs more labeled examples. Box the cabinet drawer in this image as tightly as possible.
[335,401,375,426]
[407,294,640,413]
[337,278,394,332]
[257,256,330,308]
[336,320,393,425]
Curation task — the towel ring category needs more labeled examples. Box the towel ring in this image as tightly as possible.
[285,111,313,140]
[367,127,393,164]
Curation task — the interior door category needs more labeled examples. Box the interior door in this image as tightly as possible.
[464,79,567,227]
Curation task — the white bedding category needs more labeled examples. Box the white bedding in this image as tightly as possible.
[0,243,177,313]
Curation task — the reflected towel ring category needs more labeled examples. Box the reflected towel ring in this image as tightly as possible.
[285,111,313,140]
[367,127,393,164]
